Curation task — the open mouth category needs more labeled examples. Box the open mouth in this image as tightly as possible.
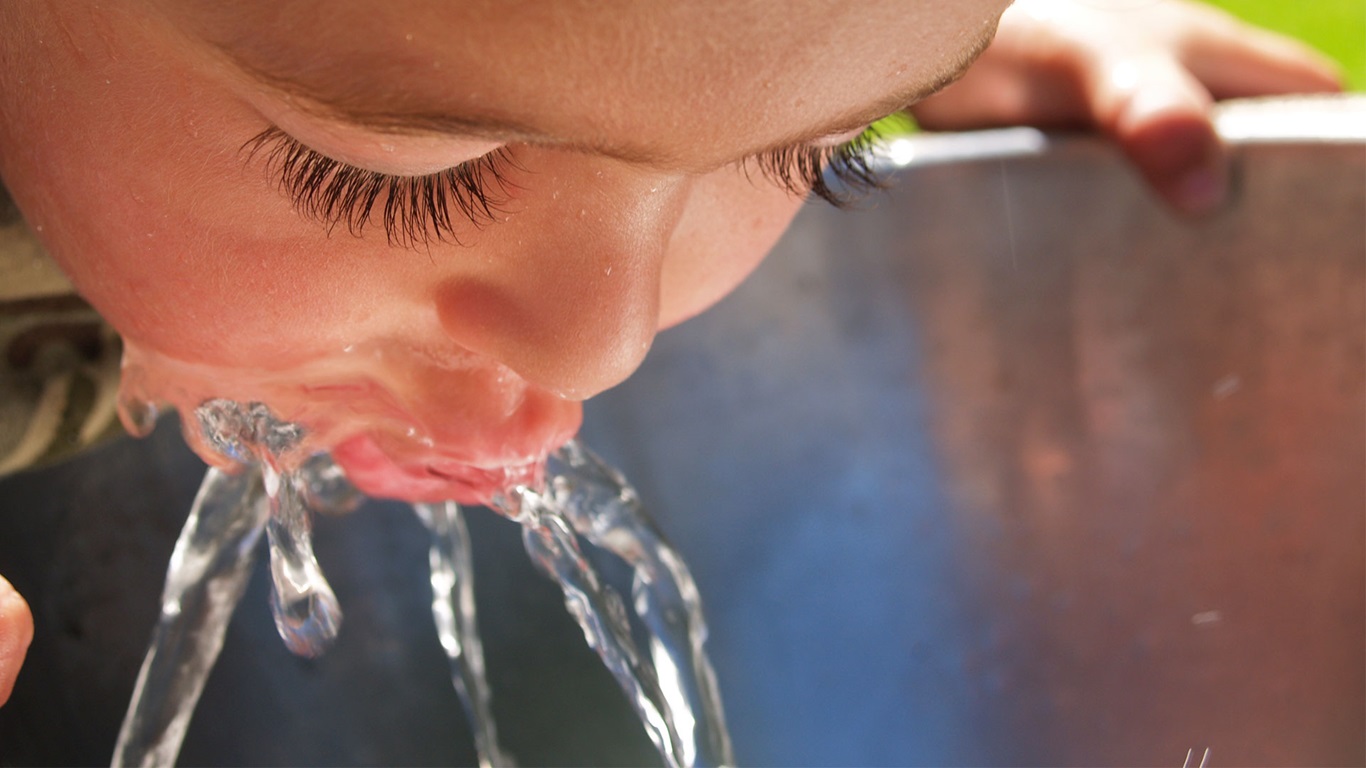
[116,338,584,504]
[330,431,553,505]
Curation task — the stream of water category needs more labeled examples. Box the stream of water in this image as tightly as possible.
[413,500,509,768]
[109,466,267,767]
[494,441,732,768]
[111,400,731,768]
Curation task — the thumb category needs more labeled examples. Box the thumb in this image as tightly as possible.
[1086,54,1228,217]
[0,573,34,707]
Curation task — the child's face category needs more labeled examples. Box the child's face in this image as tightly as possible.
[0,0,1006,501]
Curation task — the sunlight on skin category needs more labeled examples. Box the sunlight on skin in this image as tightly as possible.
[0,0,1007,501]
[0,0,1345,709]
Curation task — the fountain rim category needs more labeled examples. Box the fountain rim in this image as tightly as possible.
[868,93,1366,172]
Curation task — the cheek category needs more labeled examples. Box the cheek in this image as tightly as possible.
[0,14,427,368]
[17,127,369,366]
[0,12,313,360]
[659,170,805,328]
[0,2,802,387]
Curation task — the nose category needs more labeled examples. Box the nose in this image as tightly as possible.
[433,159,687,400]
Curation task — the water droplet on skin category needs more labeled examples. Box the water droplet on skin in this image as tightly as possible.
[117,396,160,437]
[380,143,396,153]
[193,399,305,467]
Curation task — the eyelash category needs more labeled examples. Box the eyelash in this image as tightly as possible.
[245,124,884,249]
[746,125,886,207]
[245,126,515,249]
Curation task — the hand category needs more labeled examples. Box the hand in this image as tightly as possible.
[0,573,33,707]
[910,0,1343,215]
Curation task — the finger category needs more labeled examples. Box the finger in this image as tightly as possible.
[0,574,34,707]
[1180,8,1345,99]
[1083,53,1227,217]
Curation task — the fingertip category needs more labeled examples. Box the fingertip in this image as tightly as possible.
[1115,85,1228,217]
[1168,159,1228,217]
[0,574,34,707]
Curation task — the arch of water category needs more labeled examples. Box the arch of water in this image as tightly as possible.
[110,399,732,768]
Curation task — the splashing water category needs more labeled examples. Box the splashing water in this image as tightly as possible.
[113,400,351,767]
[114,399,731,768]
[493,442,733,768]
[196,399,343,657]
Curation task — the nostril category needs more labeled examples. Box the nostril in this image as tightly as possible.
[433,273,660,401]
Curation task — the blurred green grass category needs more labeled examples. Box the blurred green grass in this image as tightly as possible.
[1206,0,1364,90]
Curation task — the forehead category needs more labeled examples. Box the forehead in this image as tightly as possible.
[164,0,1004,167]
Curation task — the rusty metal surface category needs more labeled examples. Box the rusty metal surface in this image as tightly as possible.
[1,120,1362,766]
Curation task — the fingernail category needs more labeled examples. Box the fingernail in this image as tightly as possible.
[1173,164,1226,216]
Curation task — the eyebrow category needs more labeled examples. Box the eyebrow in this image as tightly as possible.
[221,24,995,169]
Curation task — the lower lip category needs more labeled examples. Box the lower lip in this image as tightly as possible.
[330,433,550,505]
[115,339,582,503]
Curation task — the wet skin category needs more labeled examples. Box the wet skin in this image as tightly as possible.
[0,0,1347,713]
[0,0,1007,500]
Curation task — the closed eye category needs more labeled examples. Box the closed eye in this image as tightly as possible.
[243,126,516,249]
[243,121,887,250]
[745,123,888,206]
